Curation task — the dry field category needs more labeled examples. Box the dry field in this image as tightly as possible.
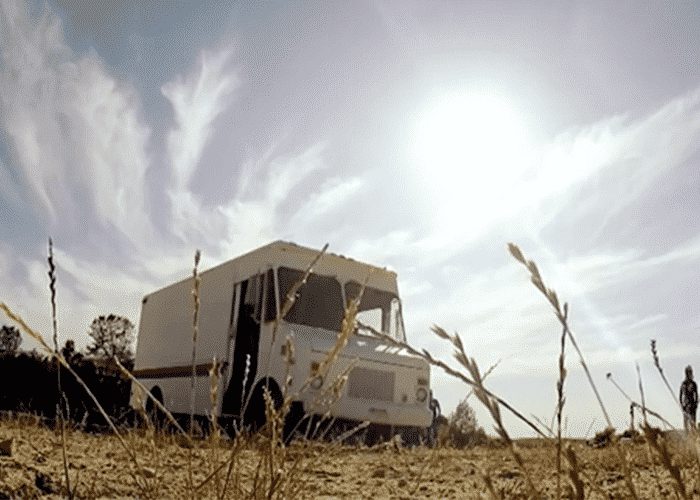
[2,244,697,499]
[1,417,700,499]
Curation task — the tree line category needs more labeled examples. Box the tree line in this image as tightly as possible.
[0,314,136,428]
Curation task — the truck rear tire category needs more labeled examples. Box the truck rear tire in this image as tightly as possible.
[243,378,282,432]
[144,386,165,430]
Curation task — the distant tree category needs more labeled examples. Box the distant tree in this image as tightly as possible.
[61,339,82,365]
[0,325,21,356]
[86,314,135,365]
[448,397,487,448]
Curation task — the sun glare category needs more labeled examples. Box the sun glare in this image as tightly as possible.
[411,92,534,232]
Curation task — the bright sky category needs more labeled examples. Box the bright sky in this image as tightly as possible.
[2,1,700,438]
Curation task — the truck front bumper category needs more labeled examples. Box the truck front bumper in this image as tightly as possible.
[302,398,432,428]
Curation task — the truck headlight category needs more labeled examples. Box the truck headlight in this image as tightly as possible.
[311,375,323,390]
[416,387,428,402]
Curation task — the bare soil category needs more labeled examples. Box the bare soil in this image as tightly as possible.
[1,418,699,498]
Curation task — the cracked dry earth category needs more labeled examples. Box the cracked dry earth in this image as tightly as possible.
[1,419,700,498]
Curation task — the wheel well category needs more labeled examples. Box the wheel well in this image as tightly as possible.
[243,377,283,430]
[252,377,283,407]
[145,385,163,413]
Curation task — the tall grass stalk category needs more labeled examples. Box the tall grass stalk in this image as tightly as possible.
[643,423,688,499]
[508,242,639,499]
[651,339,681,407]
[555,311,567,500]
[480,469,501,500]
[435,324,540,497]
[463,358,501,404]
[47,238,72,498]
[245,243,328,432]
[365,319,545,495]
[208,357,222,498]
[635,362,668,498]
[564,444,584,500]
[188,249,202,497]
[258,282,362,495]
[277,243,328,332]
[189,249,202,433]
[605,372,674,428]
[201,267,363,498]
[507,244,610,426]
[362,322,547,438]
[263,242,328,377]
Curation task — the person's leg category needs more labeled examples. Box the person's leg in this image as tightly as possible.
[684,410,694,432]
[688,408,698,431]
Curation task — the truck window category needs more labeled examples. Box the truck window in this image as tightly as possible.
[277,267,344,331]
[246,270,277,323]
[345,281,402,339]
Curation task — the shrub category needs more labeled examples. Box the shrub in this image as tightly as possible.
[447,397,487,448]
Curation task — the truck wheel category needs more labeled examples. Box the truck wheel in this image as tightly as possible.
[283,401,305,443]
[400,427,422,447]
[243,378,282,432]
[144,386,165,430]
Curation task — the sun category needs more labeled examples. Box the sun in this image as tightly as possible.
[413,92,530,184]
[411,91,534,231]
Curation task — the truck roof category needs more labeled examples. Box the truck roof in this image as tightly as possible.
[143,240,399,299]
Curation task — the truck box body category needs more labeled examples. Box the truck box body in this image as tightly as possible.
[131,241,432,431]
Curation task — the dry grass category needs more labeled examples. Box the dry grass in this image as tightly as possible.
[47,237,72,498]
[2,241,700,499]
[4,418,700,498]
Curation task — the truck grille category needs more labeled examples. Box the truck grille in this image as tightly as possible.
[347,367,395,402]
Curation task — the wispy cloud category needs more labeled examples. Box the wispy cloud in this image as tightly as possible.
[0,3,318,348]
[162,49,238,194]
[532,88,700,232]
[159,51,350,257]
[217,144,330,256]
[392,87,700,275]
[0,3,352,351]
[0,2,153,247]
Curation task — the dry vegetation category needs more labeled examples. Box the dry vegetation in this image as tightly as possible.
[2,417,700,498]
[1,241,699,498]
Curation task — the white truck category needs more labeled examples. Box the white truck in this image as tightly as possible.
[130,241,431,441]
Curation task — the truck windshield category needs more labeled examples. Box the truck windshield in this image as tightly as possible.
[345,281,405,341]
[277,267,344,331]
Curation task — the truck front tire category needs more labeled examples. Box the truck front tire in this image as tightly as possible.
[243,378,283,432]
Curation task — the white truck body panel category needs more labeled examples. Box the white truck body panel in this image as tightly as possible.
[131,241,432,429]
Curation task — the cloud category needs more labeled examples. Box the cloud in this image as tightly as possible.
[0,157,24,210]
[0,3,346,352]
[162,49,238,194]
[395,86,700,275]
[281,176,363,242]
[0,2,153,248]
[369,86,700,354]
[526,234,700,312]
[531,88,700,231]
[421,235,700,366]
[159,50,344,256]
[216,144,331,256]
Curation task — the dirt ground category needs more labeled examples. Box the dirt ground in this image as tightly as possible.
[1,418,700,499]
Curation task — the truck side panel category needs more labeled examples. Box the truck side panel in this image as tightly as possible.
[133,264,235,384]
